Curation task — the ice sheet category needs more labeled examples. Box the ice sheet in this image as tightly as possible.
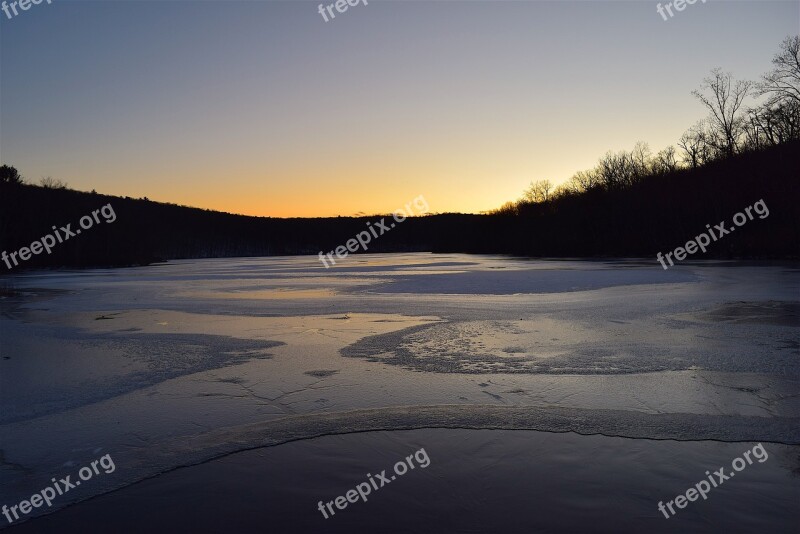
[0,254,798,524]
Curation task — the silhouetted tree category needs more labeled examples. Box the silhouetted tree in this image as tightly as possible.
[523,179,553,203]
[596,144,649,190]
[757,35,800,106]
[739,37,800,151]
[678,121,711,169]
[692,69,753,157]
[40,176,68,189]
[651,146,678,175]
[0,165,23,185]
[630,141,652,182]
[491,201,519,216]
[569,169,601,192]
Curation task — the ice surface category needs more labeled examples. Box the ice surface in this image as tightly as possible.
[0,254,798,524]
[9,429,800,534]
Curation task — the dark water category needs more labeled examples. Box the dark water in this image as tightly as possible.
[10,428,799,533]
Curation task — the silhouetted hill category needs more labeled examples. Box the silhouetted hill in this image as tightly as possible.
[492,140,800,258]
[0,141,798,272]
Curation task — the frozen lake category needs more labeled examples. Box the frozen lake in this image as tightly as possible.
[1,254,798,532]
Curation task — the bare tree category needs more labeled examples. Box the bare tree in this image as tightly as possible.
[769,99,800,141]
[550,182,576,200]
[630,141,652,181]
[757,35,800,106]
[692,68,753,157]
[491,201,519,216]
[570,169,600,192]
[597,149,643,190]
[744,99,800,149]
[597,151,624,191]
[40,176,68,189]
[678,121,711,169]
[523,179,553,203]
[651,146,679,175]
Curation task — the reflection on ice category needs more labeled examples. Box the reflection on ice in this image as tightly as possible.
[0,254,798,523]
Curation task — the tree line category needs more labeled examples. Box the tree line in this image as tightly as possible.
[498,36,800,215]
[1,37,798,270]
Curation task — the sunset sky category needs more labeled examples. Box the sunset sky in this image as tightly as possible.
[1,0,797,217]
